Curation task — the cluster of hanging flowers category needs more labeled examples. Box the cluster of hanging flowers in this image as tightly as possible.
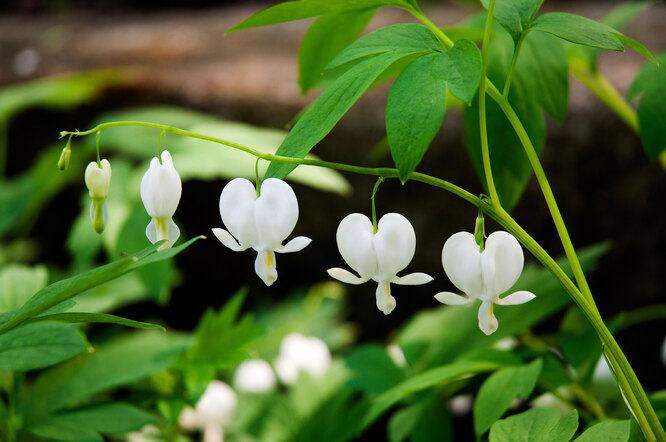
[75,149,535,335]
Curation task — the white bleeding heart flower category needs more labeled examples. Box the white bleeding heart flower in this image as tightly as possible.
[274,333,331,385]
[84,159,111,233]
[327,213,433,315]
[140,150,182,250]
[233,358,276,393]
[435,231,535,335]
[179,380,237,442]
[212,177,311,286]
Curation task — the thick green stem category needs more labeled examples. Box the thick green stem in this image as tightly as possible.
[478,0,501,205]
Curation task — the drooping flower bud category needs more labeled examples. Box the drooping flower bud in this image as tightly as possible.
[57,145,71,171]
[84,159,111,234]
[140,150,182,250]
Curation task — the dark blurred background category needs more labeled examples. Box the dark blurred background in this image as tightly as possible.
[1,0,664,391]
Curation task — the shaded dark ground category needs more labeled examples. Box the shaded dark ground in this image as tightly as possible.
[1,0,665,424]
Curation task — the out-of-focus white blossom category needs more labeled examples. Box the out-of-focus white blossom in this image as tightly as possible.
[233,358,276,393]
[274,333,331,385]
[179,380,237,442]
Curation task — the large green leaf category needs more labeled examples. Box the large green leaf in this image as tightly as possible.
[326,23,444,70]
[0,237,202,333]
[480,0,544,44]
[19,331,192,425]
[265,52,413,180]
[574,420,631,442]
[0,264,48,314]
[0,321,87,372]
[627,53,666,160]
[345,344,406,394]
[227,0,413,33]
[386,38,481,181]
[27,403,156,442]
[490,408,579,442]
[298,9,376,93]
[474,358,543,436]
[360,360,502,431]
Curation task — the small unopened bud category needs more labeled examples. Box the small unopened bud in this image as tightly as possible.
[57,146,71,170]
[85,159,112,234]
[474,212,485,251]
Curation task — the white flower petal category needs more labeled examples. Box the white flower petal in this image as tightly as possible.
[165,218,180,249]
[274,354,299,385]
[327,267,368,285]
[84,159,111,198]
[393,272,433,285]
[145,219,157,244]
[496,290,535,305]
[203,425,223,442]
[195,380,237,426]
[276,236,312,253]
[434,291,473,305]
[254,250,277,286]
[233,359,276,393]
[373,213,416,280]
[275,334,331,384]
[219,178,257,250]
[482,231,524,296]
[254,178,299,250]
[478,300,499,335]
[441,232,484,297]
[335,213,377,280]
[375,281,396,315]
[140,150,182,218]
[212,228,247,252]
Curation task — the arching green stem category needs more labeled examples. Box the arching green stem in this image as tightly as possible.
[157,129,166,164]
[371,177,384,233]
[255,157,262,197]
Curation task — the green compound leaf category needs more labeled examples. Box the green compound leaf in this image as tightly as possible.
[326,23,445,71]
[490,408,579,442]
[27,403,156,442]
[298,9,376,94]
[627,53,666,160]
[19,331,192,426]
[474,358,543,436]
[481,0,544,44]
[227,0,413,33]
[386,38,481,181]
[265,52,415,180]
[574,420,631,442]
[0,322,87,372]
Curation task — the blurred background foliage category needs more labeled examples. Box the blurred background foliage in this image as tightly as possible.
[0,0,664,441]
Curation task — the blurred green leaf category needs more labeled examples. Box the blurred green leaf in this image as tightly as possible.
[529,13,624,50]
[0,70,122,120]
[227,0,413,33]
[19,331,192,425]
[0,264,48,314]
[27,403,156,442]
[474,358,543,436]
[28,312,163,330]
[490,408,579,442]
[574,420,631,442]
[389,395,454,442]
[188,289,261,369]
[298,9,376,94]
[345,344,406,394]
[0,321,87,372]
[627,53,666,160]
[360,360,502,431]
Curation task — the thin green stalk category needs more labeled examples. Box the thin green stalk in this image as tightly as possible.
[503,33,527,98]
[478,0,501,205]
[371,177,384,233]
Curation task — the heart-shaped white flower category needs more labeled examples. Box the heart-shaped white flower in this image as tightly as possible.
[140,150,182,250]
[327,213,433,315]
[435,231,535,335]
[212,177,311,286]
